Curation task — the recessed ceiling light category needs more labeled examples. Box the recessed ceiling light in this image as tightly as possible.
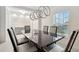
[12,13,17,17]
[25,15,29,18]
[19,10,26,14]
[19,15,24,18]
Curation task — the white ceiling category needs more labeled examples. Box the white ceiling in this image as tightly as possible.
[11,6,39,11]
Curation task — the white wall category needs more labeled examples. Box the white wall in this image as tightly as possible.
[0,6,13,52]
[0,6,6,43]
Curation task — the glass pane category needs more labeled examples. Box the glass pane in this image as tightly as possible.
[59,12,63,19]
[63,11,69,18]
[59,17,64,25]
[55,13,59,18]
[56,18,59,25]
[64,18,69,23]
[53,10,69,34]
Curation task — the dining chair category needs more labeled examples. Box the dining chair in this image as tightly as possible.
[7,28,37,52]
[49,26,57,37]
[43,26,49,34]
[14,27,24,35]
[43,30,79,52]
[24,26,30,33]
[11,27,29,45]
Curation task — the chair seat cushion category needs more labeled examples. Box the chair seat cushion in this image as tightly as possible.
[43,44,64,52]
[16,34,29,44]
[16,34,25,39]
[18,42,37,52]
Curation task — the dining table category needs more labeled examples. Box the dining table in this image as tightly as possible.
[22,30,65,50]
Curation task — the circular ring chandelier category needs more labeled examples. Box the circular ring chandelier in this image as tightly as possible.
[30,6,50,20]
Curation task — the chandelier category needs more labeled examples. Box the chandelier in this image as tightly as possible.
[30,6,50,20]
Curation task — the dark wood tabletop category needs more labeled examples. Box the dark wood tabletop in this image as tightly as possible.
[22,30,65,48]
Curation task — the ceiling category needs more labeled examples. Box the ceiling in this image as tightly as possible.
[11,6,39,11]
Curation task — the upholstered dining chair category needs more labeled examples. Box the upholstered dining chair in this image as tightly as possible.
[7,28,37,52]
[49,26,57,37]
[43,30,79,52]
[43,26,49,34]
[24,26,30,33]
[11,27,29,45]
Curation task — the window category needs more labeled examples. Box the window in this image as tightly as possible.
[53,10,70,35]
